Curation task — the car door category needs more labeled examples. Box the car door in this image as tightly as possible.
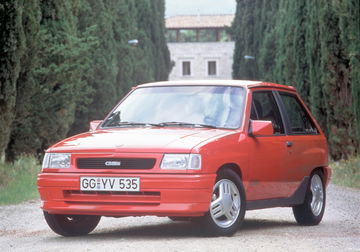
[277,92,327,184]
[247,90,291,200]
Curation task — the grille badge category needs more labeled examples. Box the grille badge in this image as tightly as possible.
[105,161,121,166]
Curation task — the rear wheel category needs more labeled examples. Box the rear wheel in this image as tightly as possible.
[195,169,246,236]
[293,171,326,225]
[43,211,101,236]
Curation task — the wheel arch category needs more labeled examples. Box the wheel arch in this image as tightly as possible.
[312,167,324,175]
[311,166,331,187]
[217,163,242,179]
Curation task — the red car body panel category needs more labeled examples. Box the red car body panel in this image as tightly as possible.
[37,80,331,217]
[38,173,215,216]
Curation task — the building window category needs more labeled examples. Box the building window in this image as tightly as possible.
[179,29,197,42]
[166,30,177,42]
[208,61,217,76]
[199,29,217,42]
[182,61,191,76]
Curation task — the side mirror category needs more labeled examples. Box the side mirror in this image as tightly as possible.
[249,120,274,137]
[89,120,103,132]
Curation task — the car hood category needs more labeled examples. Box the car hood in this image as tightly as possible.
[48,128,235,153]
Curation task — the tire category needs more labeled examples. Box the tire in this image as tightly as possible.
[195,169,246,236]
[43,211,101,236]
[293,170,326,225]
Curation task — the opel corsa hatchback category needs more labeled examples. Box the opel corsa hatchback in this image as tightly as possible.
[38,80,331,236]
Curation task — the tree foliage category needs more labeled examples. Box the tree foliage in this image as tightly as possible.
[232,0,360,159]
[0,1,27,159]
[0,0,170,160]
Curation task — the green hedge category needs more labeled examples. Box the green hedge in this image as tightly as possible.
[0,0,170,161]
[232,0,360,160]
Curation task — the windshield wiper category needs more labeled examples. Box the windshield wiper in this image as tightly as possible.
[103,121,161,128]
[158,122,217,129]
[193,123,218,129]
[103,121,217,129]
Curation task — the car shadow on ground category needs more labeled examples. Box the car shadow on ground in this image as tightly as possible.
[50,217,297,240]
[242,218,297,230]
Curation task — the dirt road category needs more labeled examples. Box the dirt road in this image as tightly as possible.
[1,184,359,252]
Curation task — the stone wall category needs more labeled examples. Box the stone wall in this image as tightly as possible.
[168,42,235,80]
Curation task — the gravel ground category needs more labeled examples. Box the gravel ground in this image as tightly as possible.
[0,184,359,252]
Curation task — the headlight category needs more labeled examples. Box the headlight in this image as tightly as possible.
[160,154,201,170]
[42,153,71,169]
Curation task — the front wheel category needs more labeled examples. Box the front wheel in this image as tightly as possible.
[195,169,246,236]
[43,211,101,236]
[293,170,326,225]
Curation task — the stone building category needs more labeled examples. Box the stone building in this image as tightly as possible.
[166,15,235,80]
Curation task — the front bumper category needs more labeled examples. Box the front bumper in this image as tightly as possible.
[37,173,216,217]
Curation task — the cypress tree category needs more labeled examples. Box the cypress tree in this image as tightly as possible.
[70,0,171,135]
[291,1,310,101]
[272,1,296,84]
[0,0,171,160]
[338,0,360,147]
[232,0,278,81]
[305,0,326,128]
[257,0,279,81]
[5,0,42,159]
[318,0,357,159]
[68,0,119,134]
[0,1,26,159]
[11,0,96,156]
[148,0,171,81]
[232,0,360,159]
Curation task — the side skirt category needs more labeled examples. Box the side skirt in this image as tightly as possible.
[246,176,309,211]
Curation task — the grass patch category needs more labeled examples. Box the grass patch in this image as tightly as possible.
[0,155,40,205]
[331,156,360,189]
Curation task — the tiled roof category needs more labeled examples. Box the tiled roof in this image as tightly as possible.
[166,15,234,29]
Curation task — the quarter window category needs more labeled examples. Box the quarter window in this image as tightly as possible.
[279,93,318,134]
[251,91,285,134]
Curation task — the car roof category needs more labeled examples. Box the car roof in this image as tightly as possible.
[136,80,296,91]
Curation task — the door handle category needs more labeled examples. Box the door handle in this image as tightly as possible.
[286,141,293,147]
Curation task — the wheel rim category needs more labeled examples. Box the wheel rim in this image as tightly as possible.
[210,179,241,228]
[310,174,324,216]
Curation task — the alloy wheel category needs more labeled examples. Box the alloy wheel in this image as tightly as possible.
[210,179,241,228]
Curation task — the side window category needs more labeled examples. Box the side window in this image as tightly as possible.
[279,93,318,134]
[251,91,285,134]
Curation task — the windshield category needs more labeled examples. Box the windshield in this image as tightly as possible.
[102,85,246,129]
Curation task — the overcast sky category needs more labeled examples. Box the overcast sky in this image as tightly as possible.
[165,0,236,17]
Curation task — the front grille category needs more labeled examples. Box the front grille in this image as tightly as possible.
[63,190,161,205]
[76,158,156,169]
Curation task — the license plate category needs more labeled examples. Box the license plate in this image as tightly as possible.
[80,177,140,192]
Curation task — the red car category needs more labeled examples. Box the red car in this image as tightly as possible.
[38,80,331,236]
